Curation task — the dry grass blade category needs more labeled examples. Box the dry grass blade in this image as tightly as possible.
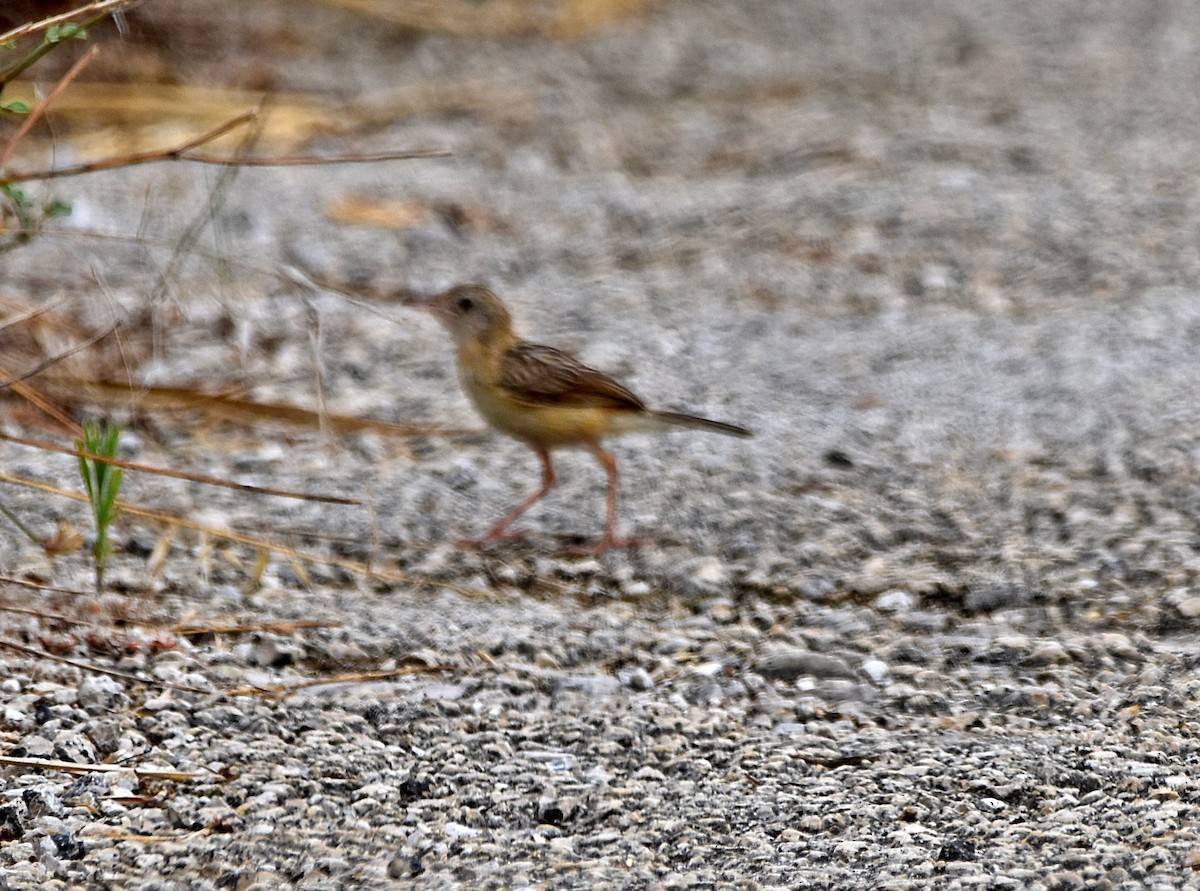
[310,0,646,37]
[171,619,340,637]
[0,575,93,596]
[0,44,99,169]
[51,379,477,437]
[0,430,361,505]
[0,368,78,430]
[0,469,497,598]
[0,600,109,628]
[0,637,208,693]
[1,110,255,183]
[0,112,441,184]
[81,827,213,842]
[0,0,143,46]
[0,81,472,163]
[0,297,67,334]
[227,664,453,699]
[0,322,119,389]
[0,755,203,782]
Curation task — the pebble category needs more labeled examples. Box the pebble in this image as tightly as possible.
[754,647,857,681]
[874,589,917,613]
[1174,597,1200,619]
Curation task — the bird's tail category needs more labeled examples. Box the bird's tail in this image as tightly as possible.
[647,410,753,438]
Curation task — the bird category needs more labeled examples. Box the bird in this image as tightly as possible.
[416,284,752,552]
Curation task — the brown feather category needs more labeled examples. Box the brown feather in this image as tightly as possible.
[498,342,647,411]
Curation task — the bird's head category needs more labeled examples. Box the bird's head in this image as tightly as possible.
[422,284,514,345]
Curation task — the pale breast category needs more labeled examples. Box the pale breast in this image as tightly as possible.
[461,369,619,445]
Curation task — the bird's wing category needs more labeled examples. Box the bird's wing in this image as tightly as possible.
[498,342,646,411]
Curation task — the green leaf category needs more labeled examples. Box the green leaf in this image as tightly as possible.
[44,199,72,218]
[1,184,29,208]
[1,99,30,114]
[46,23,88,44]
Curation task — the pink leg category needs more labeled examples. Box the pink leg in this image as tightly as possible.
[463,446,556,545]
[587,443,641,553]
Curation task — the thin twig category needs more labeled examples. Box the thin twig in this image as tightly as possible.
[0,44,99,169]
[171,619,340,636]
[0,637,208,693]
[0,755,202,781]
[0,367,79,431]
[0,111,255,184]
[0,499,41,544]
[227,664,453,699]
[0,469,496,598]
[0,575,92,596]
[179,148,451,167]
[0,102,448,183]
[0,297,67,334]
[0,0,142,46]
[0,430,361,505]
[0,600,110,628]
[149,107,266,311]
[0,322,118,389]
[2,147,450,183]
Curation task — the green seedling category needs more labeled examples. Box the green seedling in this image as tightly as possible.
[77,419,123,590]
[0,183,72,251]
[0,20,89,97]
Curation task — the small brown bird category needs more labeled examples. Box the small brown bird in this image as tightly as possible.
[419,284,752,551]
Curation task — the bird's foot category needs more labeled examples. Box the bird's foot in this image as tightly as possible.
[590,533,650,554]
[455,529,529,549]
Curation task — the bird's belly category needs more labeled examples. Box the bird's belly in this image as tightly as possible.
[462,375,615,446]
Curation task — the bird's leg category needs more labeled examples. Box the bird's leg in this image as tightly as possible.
[587,443,642,553]
[463,446,556,545]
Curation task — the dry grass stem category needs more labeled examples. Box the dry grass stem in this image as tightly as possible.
[0,44,99,169]
[0,469,493,598]
[0,754,203,782]
[0,322,119,389]
[0,0,144,46]
[227,664,453,700]
[45,379,477,438]
[170,618,340,637]
[0,429,361,505]
[2,102,448,184]
[310,0,646,38]
[0,80,474,162]
[0,636,208,693]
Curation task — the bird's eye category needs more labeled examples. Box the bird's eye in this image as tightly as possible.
[457,296,474,312]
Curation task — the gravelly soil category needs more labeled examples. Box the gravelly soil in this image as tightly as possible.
[3,1,1200,888]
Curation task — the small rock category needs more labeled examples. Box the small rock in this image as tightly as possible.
[874,589,917,613]
[0,803,27,841]
[798,814,824,832]
[23,787,64,819]
[681,556,730,595]
[937,838,976,861]
[964,584,1026,612]
[1026,641,1071,665]
[755,647,856,681]
[52,833,85,860]
[53,733,97,765]
[617,667,654,691]
[76,676,130,714]
[1099,633,1140,661]
[860,659,890,683]
[1045,871,1086,891]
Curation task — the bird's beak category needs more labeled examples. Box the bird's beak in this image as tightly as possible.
[394,288,440,315]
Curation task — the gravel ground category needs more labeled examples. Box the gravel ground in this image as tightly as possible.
[3,1,1200,888]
